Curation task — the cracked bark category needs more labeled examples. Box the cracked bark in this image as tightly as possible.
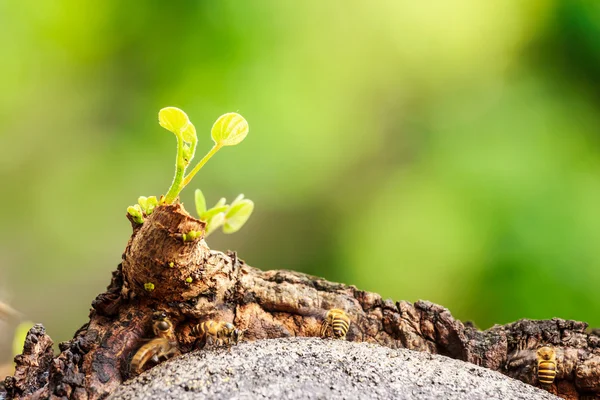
[2,204,599,400]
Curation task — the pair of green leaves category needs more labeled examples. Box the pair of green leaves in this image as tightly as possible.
[159,107,249,204]
[195,189,254,237]
[127,196,159,224]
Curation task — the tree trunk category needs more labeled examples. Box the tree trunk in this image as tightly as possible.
[2,204,599,400]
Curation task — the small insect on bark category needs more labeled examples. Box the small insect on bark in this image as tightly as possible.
[130,312,180,375]
[191,320,244,347]
[537,346,557,386]
[320,308,351,340]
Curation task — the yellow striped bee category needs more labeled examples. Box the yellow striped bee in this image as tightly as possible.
[151,311,176,340]
[130,312,179,375]
[191,320,243,346]
[536,346,557,385]
[130,338,179,375]
[320,308,350,340]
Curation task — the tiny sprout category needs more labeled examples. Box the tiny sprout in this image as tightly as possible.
[185,277,193,283]
[196,193,254,237]
[168,262,174,268]
[182,230,202,242]
[128,108,253,242]
[160,107,198,204]
[144,282,155,292]
[127,204,144,224]
[138,196,159,215]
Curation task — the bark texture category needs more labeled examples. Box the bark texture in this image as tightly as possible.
[2,204,600,400]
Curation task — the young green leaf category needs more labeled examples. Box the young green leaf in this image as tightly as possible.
[200,205,229,222]
[206,212,226,236]
[127,204,144,224]
[195,189,207,216]
[211,113,249,147]
[144,282,155,292]
[159,107,191,137]
[182,112,248,188]
[138,196,149,211]
[223,199,254,233]
[145,196,159,215]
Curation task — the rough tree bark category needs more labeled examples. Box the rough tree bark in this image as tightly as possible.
[2,204,600,400]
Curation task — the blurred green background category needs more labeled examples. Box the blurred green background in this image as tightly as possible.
[2,0,600,364]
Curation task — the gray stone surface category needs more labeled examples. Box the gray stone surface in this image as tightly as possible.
[110,337,559,400]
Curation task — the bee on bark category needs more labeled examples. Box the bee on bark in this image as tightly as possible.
[320,308,350,340]
[191,320,243,346]
[130,337,179,375]
[537,346,557,385]
[151,311,176,340]
[130,312,179,375]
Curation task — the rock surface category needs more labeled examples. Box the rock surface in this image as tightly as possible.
[109,338,559,400]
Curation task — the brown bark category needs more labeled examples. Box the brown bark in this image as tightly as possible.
[2,204,600,400]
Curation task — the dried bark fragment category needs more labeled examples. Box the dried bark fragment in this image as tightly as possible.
[2,204,600,400]
[3,324,54,399]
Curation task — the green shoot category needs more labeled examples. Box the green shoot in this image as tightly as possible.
[144,282,155,292]
[159,107,198,203]
[158,108,249,204]
[127,196,159,224]
[138,196,159,215]
[125,108,252,240]
[194,190,254,237]
[127,204,144,224]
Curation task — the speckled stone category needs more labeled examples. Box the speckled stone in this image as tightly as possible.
[109,337,559,400]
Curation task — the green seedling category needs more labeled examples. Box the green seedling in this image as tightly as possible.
[126,107,253,237]
[127,196,159,224]
[185,277,193,283]
[144,282,155,292]
[161,108,248,204]
[195,190,254,237]
[168,262,174,268]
